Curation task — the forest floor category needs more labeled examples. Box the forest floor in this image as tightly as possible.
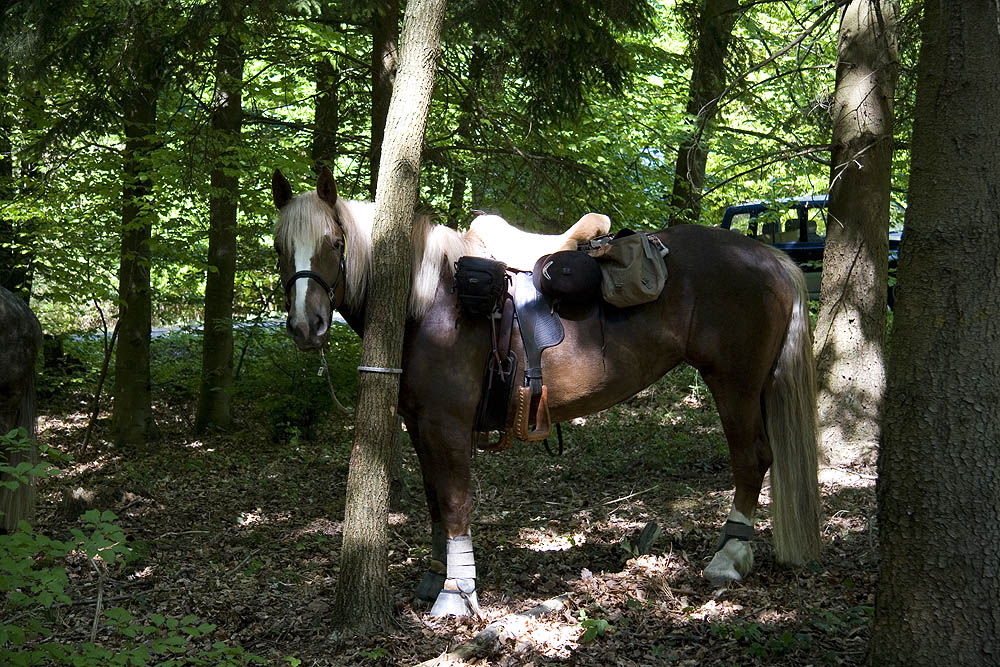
[27,350,878,666]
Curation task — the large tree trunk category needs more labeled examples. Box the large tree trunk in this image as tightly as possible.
[872,2,1000,664]
[667,0,741,225]
[113,31,160,449]
[369,0,399,198]
[813,0,897,470]
[331,0,447,635]
[196,0,244,433]
[312,56,339,172]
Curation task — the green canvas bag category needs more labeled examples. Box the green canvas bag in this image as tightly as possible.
[590,231,668,308]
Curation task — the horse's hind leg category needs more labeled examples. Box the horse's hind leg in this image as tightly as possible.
[701,376,772,585]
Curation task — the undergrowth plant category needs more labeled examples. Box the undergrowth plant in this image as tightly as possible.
[0,430,271,665]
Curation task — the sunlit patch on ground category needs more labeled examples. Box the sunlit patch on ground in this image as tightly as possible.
[517,526,587,552]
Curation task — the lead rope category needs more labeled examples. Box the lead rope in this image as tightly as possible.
[319,347,353,414]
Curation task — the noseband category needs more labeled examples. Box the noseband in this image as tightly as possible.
[283,250,346,310]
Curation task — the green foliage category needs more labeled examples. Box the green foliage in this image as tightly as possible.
[577,608,615,643]
[0,434,268,665]
[710,620,812,659]
[3,0,919,335]
[232,322,361,440]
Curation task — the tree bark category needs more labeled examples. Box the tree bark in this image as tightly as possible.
[813,0,897,470]
[196,0,244,433]
[312,56,339,172]
[331,0,447,635]
[667,0,741,226]
[113,25,160,449]
[872,2,1000,664]
[0,57,31,299]
[369,0,399,198]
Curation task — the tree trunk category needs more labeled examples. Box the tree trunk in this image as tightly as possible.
[0,58,31,299]
[813,0,897,470]
[312,56,339,172]
[369,0,399,198]
[196,0,244,433]
[113,32,160,449]
[667,0,741,225]
[331,0,447,635]
[872,2,1000,664]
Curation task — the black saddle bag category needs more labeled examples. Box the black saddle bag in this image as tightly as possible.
[455,256,509,316]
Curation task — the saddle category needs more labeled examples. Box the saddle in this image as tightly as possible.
[467,212,611,271]
[458,223,670,452]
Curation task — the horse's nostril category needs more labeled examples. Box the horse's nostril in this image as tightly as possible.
[313,313,329,338]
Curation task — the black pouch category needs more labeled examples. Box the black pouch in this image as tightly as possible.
[454,256,509,316]
[532,250,602,304]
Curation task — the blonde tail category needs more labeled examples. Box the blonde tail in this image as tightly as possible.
[764,255,821,564]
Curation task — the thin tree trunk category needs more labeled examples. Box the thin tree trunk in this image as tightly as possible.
[196,1,244,433]
[872,2,1000,664]
[667,0,741,226]
[813,0,897,470]
[113,30,160,449]
[331,0,447,635]
[0,56,17,294]
[312,57,339,172]
[0,61,33,299]
[369,0,399,198]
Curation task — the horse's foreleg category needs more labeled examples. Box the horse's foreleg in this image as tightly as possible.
[702,378,772,585]
[408,420,480,616]
[427,463,479,617]
[409,423,449,603]
[429,532,480,617]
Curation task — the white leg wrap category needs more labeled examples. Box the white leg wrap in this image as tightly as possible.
[429,535,480,617]
[703,509,755,585]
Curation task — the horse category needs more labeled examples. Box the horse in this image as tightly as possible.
[271,167,821,616]
[0,286,42,534]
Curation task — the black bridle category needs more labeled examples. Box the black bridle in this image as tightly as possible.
[283,249,346,310]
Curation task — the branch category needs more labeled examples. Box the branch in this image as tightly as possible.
[702,145,832,196]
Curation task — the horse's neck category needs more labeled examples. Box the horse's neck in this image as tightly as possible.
[339,200,469,322]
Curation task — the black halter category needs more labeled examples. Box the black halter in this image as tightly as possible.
[283,251,346,309]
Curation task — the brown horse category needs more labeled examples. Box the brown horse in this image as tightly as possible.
[271,168,820,616]
[0,286,42,533]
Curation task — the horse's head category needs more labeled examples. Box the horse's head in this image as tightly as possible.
[272,166,346,351]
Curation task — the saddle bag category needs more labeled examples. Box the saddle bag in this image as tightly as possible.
[454,256,509,317]
[532,251,602,305]
[589,231,669,308]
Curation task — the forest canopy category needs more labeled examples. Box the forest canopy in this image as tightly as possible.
[1,0,917,331]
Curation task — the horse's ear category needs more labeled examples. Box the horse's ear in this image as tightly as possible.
[272,170,293,209]
[316,166,338,208]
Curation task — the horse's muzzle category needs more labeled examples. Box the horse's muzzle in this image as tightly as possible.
[286,312,329,350]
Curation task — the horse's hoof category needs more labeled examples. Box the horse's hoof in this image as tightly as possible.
[703,539,754,585]
[415,569,446,603]
[428,579,480,617]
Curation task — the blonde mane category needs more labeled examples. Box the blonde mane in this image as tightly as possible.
[275,191,476,320]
